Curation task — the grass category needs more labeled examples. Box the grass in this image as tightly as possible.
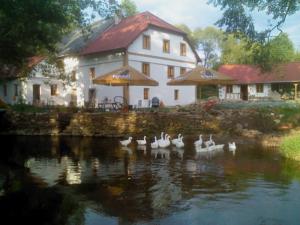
[280,132,300,160]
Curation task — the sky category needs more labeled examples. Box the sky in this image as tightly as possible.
[130,0,300,50]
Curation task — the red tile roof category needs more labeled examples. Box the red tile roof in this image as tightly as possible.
[81,11,190,56]
[218,63,300,84]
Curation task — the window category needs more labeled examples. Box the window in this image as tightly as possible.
[51,84,58,96]
[167,66,174,79]
[142,63,150,76]
[71,70,77,81]
[180,43,187,56]
[3,84,7,97]
[163,39,170,53]
[256,84,264,93]
[89,67,96,79]
[14,84,18,96]
[226,85,233,93]
[180,67,186,75]
[144,88,149,100]
[143,35,151,49]
[174,89,179,100]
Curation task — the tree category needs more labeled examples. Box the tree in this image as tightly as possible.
[194,27,223,68]
[209,0,300,42]
[175,24,198,49]
[252,33,295,70]
[0,0,117,78]
[120,0,138,17]
[209,0,300,70]
[219,34,250,65]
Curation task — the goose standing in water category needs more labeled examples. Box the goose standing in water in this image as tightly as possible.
[159,135,171,148]
[137,136,147,145]
[158,132,165,147]
[151,136,159,149]
[171,134,181,145]
[120,137,132,147]
[228,142,236,150]
[204,134,215,147]
[175,136,184,148]
[194,135,203,147]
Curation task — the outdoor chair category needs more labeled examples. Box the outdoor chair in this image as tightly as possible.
[151,97,159,108]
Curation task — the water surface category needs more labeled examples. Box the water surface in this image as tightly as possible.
[0,136,300,225]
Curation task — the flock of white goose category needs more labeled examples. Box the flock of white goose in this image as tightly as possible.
[120,132,236,152]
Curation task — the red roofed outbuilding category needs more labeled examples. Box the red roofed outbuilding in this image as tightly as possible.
[217,63,300,100]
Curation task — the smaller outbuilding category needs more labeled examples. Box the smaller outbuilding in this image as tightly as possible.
[218,63,300,101]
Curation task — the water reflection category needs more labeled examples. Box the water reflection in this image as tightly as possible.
[0,136,300,225]
[151,148,170,159]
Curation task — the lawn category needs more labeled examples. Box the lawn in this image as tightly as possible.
[280,132,300,161]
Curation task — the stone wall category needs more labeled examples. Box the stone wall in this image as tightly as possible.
[0,109,277,137]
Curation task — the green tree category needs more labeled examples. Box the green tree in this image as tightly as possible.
[294,51,300,61]
[220,35,254,65]
[194,27,223,68]
[120,0,138,17]
[252,33,295,70]
[209,0,300,70]
[0,0,117,78]
[209,0,300,42]
[175,24,199,49]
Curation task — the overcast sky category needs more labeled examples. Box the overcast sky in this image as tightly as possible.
[131,0,300,50]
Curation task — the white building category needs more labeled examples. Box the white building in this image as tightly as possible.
[218,63,300,101]
[0,12,200,107]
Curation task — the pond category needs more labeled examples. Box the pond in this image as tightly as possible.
[0,136,300,225]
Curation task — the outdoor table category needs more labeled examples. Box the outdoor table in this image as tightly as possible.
[98,102,118,112]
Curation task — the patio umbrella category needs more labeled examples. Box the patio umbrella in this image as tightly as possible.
[93,65,158,86]
[93,65,159,106]
[167,66,234,86]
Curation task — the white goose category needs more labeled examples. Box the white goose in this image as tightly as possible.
[171,134,182,145]
[204,134,215,147]
[159,135,171,148]
[158,132,165,147]
[175,136,184,148]
[228,142,236,151]
[194,135,203,147]
[120,137,132,147]
[151,136,159,149]
[136,136,147,145]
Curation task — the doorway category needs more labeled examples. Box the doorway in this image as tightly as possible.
[240,85,248,101]
[33,84,41,105]
[88,88,96,107]
[70,89,77,107]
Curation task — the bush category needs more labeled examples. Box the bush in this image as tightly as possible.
[280,133,300,160]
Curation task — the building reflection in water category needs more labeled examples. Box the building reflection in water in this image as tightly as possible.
[12,136,300,225]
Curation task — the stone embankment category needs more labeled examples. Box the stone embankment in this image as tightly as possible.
[0,109,279,138]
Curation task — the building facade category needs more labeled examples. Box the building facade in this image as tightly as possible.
[0,12,200,107]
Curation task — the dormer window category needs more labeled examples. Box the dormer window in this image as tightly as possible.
[163,39,170,53]
[180,43,187,56]
[143,35,151,50]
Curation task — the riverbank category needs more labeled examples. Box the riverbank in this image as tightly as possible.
[1,104,300,159]
[0,108,278,137]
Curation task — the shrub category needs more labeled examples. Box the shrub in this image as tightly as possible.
[280,133,300,160]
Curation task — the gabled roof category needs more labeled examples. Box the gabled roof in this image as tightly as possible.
[218,63,300,84]
[58,19,114,56]
[0,56,45,79]
[81,11,200,61]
